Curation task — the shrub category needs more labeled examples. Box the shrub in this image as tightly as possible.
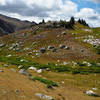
[32,76,58,87]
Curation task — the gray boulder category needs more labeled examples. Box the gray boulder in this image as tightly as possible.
[40,48,46,53]
[65,46,70,50]
[35,93,54,100]
[0,43,5,48]
[59,44,65,49]
[48,46,54,50]
[19,69,30,76]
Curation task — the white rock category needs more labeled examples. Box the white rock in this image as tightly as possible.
[19,69,30,76]
[28,66,37,71]
[37,69,43,73]
[86,90,99,97]
[92,88,98,91]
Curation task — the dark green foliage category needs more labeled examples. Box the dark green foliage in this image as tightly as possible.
[39,19,45,24]
[58,20,73,29]
[78,19,89,26]
[0,56,100,74]
[77,62,87,66]
[95,46,100,54]
[70,17,75,26]
[32,76,58,87]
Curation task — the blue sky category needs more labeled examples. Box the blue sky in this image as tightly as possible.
[0,0,100,27]
[69,0,100,12]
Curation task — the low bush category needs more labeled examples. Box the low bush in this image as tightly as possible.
[32,76,58,87]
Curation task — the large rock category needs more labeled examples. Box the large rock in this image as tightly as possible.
[35,93,54,100]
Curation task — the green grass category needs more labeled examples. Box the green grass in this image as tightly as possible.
[0,56,100,74]
[32,76,58,87]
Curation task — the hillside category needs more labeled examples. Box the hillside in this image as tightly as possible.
[0,14,36,35]
[0,18,100,100]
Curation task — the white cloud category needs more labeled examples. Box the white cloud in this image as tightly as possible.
[76,8,100,27]
[0,0,100,27]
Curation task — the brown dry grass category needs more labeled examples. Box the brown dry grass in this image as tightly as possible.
[0,66,100,100]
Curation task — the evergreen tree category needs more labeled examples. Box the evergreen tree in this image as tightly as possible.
[70,17,75,26]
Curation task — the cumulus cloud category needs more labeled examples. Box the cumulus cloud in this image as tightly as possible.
[0,0,78,21]
[0,0,100,27]
[76,8,100,27]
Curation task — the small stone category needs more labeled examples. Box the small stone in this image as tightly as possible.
[92,88,98,91]
[61,31,66,35]
[47,46,55,50]
[4,64,9,67]
[52,48,57,52]
[19,69,30,76]
[15,89,19,94]
[37,69,43,73]
[0,70,4,72]
[28,66,37,71]
[35,93,54,100]
[40,48,46,53]
[72,33,76,35]
[65,46,70,50]
[11,68,16,72]
[59,44,65,49]
[86,90,100,97]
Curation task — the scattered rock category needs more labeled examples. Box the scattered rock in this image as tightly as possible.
[61,31,66,35]
[48,46,55,50]
[35,93,54,100]
[72,33,76,35]
[37,69,43,73]
[47,85,54,90]
[18,65,23,69]
[4,64,9,67]
[15,89,19,94]
[6,54,12,57]
[0,43,5,48]
[19,69,30,76]
[0,70,4,72]
[40,48,46,53]
[86,90,100,97]
[59,44,65,49]
[11,68,16,72]
[52,48,57,52]
[92,88,98,91]
[81,49,84,52]
[28,66,37,71]
[65,46,70,50]
[46,68,50,71]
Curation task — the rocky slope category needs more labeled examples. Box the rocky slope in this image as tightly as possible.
[0,18,100,100]
[0,14,36,35]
